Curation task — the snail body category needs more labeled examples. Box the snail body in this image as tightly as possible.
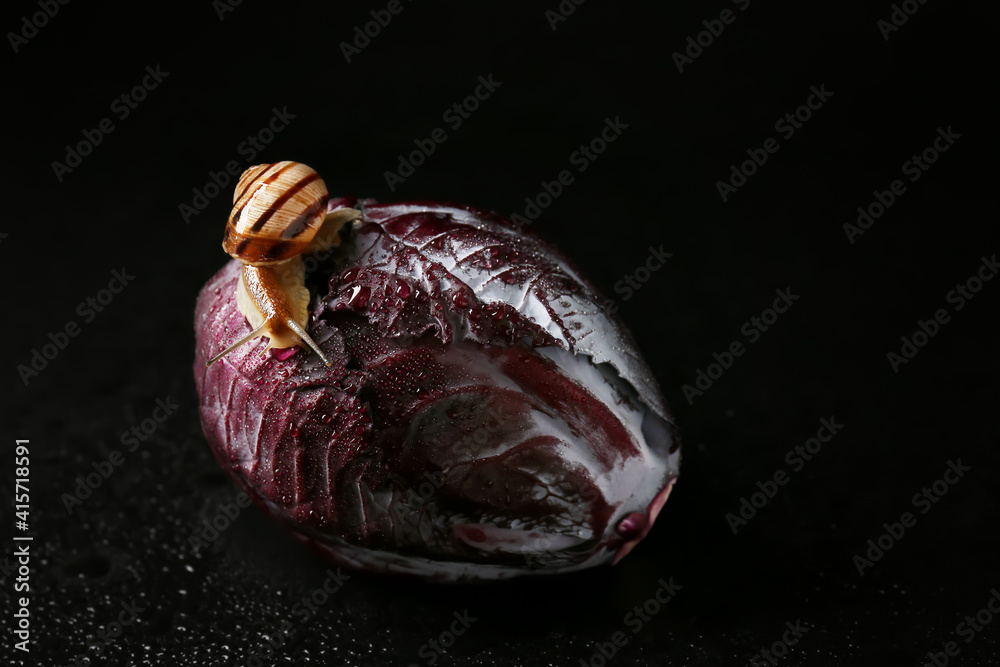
[206,161,359,367]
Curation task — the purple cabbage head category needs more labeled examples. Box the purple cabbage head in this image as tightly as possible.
[193,197,680,581]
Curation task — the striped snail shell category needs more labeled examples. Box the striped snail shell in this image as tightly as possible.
[222,161,330,265]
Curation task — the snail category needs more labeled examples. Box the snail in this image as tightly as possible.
[206,161,360,367]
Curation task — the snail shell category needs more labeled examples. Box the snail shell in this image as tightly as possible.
[222,161,330,266]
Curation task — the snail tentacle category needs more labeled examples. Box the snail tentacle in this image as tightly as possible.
[205,321,269,367]
[285,319,333,367]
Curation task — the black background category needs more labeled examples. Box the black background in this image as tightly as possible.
[2,0,997,665]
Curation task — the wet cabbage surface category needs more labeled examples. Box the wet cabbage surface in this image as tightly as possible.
[194,197,680,581]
